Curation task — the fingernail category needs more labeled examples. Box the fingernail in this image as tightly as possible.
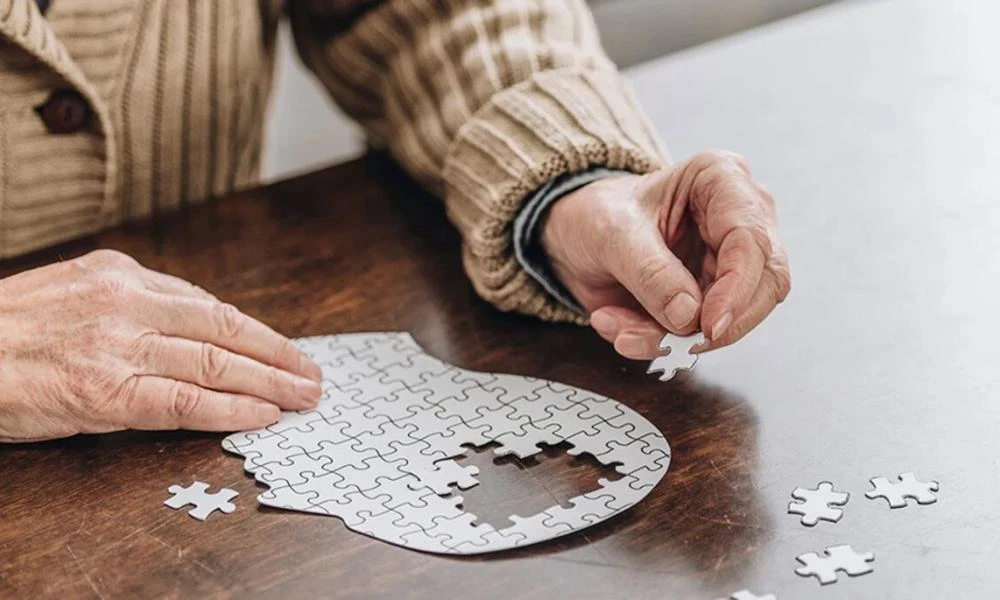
[615,333,651,359]
[590,311,619,337]
[296,378,323,405]
[710,312,733,341]
[253,402,281,424]
[664,293,699,330]
[301,356,323,381]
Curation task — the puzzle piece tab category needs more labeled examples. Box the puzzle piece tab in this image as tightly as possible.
[865,472,939,508]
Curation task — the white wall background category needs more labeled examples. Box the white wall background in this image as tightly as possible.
[261,0,838,181]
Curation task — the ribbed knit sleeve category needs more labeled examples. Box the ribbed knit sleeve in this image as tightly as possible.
[290,0,667,322]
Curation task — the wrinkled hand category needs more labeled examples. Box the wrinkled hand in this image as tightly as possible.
[542,151,791,359]
[0,250,322,442]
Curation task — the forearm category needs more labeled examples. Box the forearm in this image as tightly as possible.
[291,0,667,320]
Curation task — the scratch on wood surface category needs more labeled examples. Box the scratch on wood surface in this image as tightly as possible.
[712,552,733,573]
[144,532,219,578]
[144,532,183,558]
[708,459,736,491]
[65,544,105,600]
[73,520,93,536]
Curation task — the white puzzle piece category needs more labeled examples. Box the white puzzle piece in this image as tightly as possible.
[223,332,671,555]
[794,544,875,585]
[865,472,939,508]
[787,481,849,526]
[647,332,704,382]
[164,481,238,521]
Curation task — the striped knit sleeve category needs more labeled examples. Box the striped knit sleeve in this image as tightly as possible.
[289,0,667,322]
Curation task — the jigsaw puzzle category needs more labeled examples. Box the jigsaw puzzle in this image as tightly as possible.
[223,333,671,555]
[647,332,704,382]
[164,481,238,521]
[787,481,849,526]
[865,472,938,508]
[794,544,874,585]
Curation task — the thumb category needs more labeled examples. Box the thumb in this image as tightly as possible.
[608,228,703,334]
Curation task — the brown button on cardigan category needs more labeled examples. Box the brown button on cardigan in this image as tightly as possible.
[0,0,665,323]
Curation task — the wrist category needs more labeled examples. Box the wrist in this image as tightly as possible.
[540,173,643,273]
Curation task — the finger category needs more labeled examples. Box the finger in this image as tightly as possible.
[590,305,659,342]
[590,306,666,359]
[699,226,767,341]
[613,327,665,360]
[136,335,321,410]
[118,376,280,431]
[701,265,790,350]
[140,293,323,382]
[141,270,219,302]
[699,250,717,290]
[609,229,704,334]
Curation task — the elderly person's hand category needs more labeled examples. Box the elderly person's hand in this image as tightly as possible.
[0,250,322,442]
[542,151,791,359]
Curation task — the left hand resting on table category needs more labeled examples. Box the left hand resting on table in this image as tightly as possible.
[542,150,791,359]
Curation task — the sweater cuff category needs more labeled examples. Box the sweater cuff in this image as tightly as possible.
[513,168,627,315]
[442,68,667,324]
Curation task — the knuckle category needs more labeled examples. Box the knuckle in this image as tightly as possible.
[634,256,671,291]
[755,182,777,209]
[83,274,132,305]
[771,263,792,303]
[265,365,290,396]
[695,149,749,172]
[69,364,127,414]
[109,375,140,409]
[80,249,136,270]
[212,303,245,339]
[167,381,205,420]
[272,337,297,367]
[632,258,688,315]
[190,284,217,301]
[127,330,160,371]
[199,343,230,383]
[747,225,774,259]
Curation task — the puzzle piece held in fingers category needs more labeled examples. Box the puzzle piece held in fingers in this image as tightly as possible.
[647,332,704,382]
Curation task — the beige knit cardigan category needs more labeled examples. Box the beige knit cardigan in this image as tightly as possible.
[0,0,665,321]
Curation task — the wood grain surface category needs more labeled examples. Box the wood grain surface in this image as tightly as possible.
[5,2,1000,598]
[0,155,765,599]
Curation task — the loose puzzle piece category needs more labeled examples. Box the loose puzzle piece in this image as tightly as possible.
[223,332,671,555]
[717,591,777,600]
[647,332,704,382]
[865,472,939,508]
[164,481,238,521]
[794,544,874,585]
[787,481,849,526]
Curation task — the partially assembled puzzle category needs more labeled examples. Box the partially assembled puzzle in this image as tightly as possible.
[223,333,671,555]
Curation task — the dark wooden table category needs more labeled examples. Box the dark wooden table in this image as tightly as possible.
[4,1,1000,598]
